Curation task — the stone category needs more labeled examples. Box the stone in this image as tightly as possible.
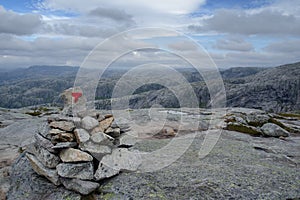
[60,178,100,195]
[48,116,81,124]
[111,121,131,132]
[118,133,137,147]
[51,132,75,143]
[38,122,51,140]
[26,153,60,186]
[49,121,75,132]
[52,142,77,150]
[246,113,270,127]
[49,128,66,136]
[81,116,99,130]
[261,123,290,137]
[74,128,90,144]
[59,148,93,162]
[154,127,176,138]
[93,117,114,133]
[91,132,114,144]
[80,142,112,161]
[94,148,141,181]
[225,122,262,136]
[26,142,60,169]
[56,162,94,180]
[34,133,56,153]
[60,87,86,115]
[105,127,121,138]
[104,114,113,118]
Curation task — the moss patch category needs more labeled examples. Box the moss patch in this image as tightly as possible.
[278,113,300,119]
[226,123,261,136]
[25,111,42,116]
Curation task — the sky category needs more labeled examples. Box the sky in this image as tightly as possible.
[0,0,299,69]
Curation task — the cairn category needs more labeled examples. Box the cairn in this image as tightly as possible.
[26,88,140,195]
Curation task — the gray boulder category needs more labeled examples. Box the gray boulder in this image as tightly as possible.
[26,153,60,186]
[261,123,290,137]
[94,148,141,181]
[81,116,99,130]
[26,142,60,169]
[49,121,75,132]
[60,178,100,195]
[56,162,94,180]
[59,148,93,162]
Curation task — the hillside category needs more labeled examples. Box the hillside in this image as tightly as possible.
[0,62,299,113]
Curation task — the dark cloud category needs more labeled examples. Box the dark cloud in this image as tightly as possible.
[0,6,42,35]
[88,7,134,23]
[189,9,300,35]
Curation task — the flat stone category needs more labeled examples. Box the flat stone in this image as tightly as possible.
[60,178,100,195]
[26,142,60,169]
[52,142,77,150]
[80,142,112,161]
[38,122,51,140]
[49,129,66,136]
[246,114,270,127]
[91,132,114,144]
[49,121,75,132]
[26,153,60,186]
[59,148,93,162]
[34,133,56,153]
[105,127,121,138]
[93,117,114,133]
[56,162,94,180]
[261,123,290,137]
[118,133,137,147]
[48,116,81,125]
[81,116,99,130]
[51,132,75,144]
[94,148,141,181]
[74,128,90,144]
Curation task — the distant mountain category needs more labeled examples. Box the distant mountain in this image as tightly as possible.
[95,62,300,113]
[0,63,299,112]
[0,65,79,85]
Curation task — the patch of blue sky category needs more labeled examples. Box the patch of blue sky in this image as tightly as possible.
[189,0,275,17]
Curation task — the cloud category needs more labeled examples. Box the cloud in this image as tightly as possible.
[189,9,300,35]
[264,40,300,53]
[40,0,205,15]
[214,37,253,52]
[0,6,42,35]
[168,41,198,51]
[88,7,134,23]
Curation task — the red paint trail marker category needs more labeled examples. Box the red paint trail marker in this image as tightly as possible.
[72,92,82,103]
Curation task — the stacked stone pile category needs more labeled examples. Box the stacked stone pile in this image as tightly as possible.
[26,112,140,195]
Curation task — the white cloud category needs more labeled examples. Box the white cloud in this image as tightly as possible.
[0,6,42,35]
[40,0,205,15]
[189,9,300,35]
[214,36,253,52]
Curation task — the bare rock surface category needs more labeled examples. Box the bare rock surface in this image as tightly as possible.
[56,162,94,180]
[60,178,100,195]
[4,107,300,199]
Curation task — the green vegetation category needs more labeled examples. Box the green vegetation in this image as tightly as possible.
[226,123,261,136]
[278,113,300,119]
[25,111,42,116]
